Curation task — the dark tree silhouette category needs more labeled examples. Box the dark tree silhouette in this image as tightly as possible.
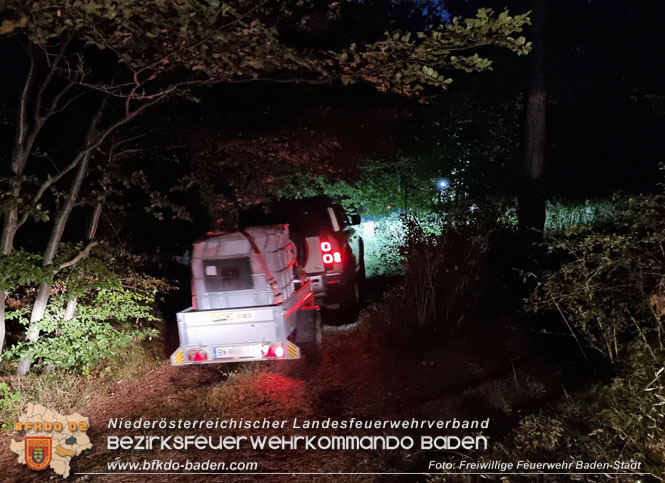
[519,0,547,237]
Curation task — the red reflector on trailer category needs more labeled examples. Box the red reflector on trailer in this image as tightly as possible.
[187,349,208,362]
[261,344,285,358]
[320,241,332,252]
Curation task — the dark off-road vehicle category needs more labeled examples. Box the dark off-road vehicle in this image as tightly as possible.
[240,196,364,310]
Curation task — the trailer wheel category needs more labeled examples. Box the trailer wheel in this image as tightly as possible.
[338,275,359,316]
[297,308,322,363]
[357,237,366,283]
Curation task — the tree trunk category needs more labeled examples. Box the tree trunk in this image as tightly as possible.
[519,0,548,238]
[0,292,6,354]
[17,110,103,376]
[1,48,40,353]
[63,297,77,322]
[0,155,32,355]
[15,282,49,375]
[63,203,103,323]
[0,204,19,354]
[1,203,20,255]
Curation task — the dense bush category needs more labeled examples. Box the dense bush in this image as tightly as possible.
[360,215,408,278]
[402,215,489,334]
[377,206,506,338]
[2,245,168,374]
[527,195,665,363]
[361,212,445,277]
[0,250,49,296]
[0,381,20,429]
[496,193,665,475]
[494,345,665,476]
[4,290,159,374]
[544,199,616,233]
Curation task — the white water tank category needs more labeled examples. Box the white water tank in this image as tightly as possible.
[191,225,296,310]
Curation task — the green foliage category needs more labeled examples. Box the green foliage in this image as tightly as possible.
[1,0,327,82]
[376,210,496,338]
[53,242,120,296]
[2,2,529,100]
[526,194,665,363]
[362,215,412,277]
[495,346,665,476]
[351,213,446,278]
[4,289,158,375]
[340,8,531,97]
[0,1,532,231]
[0,249,48,293]
[502,192,665,475]
[545,199,616,233]
[511,413,565,455]
[0,341,162,415]
[276,157,442,216]
[0,176,50,224]
[3,246,168,374]
[0,381,20,429]
[0,242,136,296]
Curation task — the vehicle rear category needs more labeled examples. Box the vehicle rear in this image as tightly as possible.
[239,197,364,309]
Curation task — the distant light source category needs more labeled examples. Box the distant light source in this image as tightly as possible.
[437,178,450,190]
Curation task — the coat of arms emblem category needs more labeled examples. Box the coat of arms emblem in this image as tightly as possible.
[25,437,52,471]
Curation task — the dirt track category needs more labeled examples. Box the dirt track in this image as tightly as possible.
[2,311,568,482]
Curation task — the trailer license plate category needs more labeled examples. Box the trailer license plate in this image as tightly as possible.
[209,311,255,322]
[213,345,262,359]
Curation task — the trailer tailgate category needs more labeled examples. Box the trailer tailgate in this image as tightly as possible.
[175,306,278,346]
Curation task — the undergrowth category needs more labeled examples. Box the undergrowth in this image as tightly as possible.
[0,340,162,428]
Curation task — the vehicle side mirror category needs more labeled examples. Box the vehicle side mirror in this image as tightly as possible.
[349,214,361,225]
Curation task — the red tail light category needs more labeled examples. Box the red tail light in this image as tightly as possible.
[321,240,342,265]
[261,344,285,358]
[321,240,333,265]
[187,349,209,362]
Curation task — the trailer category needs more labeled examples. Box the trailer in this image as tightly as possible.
[170,225,322,366]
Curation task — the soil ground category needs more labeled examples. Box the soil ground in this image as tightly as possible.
[0,279,594,482]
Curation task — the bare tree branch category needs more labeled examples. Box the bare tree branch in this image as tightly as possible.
[41,80,76,120]
[10,42,36,174]
[34,32,73,121]
[17,98,107,229]
[49,89,88,117]
[57,241,98,271]
[15,89,171,228]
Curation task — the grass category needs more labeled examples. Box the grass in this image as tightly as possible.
[545,199,616,233]
[360,200,618,279]
[196,363,313,419]
[0,339,163,425]
[96,338,164,382]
